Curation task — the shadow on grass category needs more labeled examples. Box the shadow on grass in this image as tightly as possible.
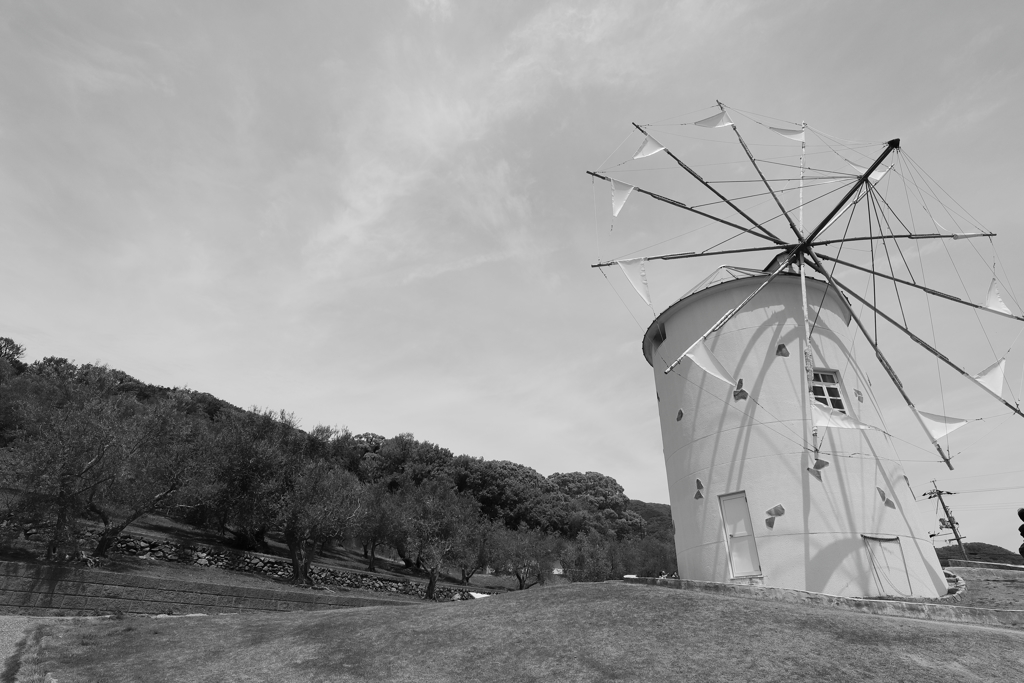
[0,634,26,683]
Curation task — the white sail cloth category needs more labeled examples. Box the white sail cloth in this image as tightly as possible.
[849,162,891,182]
[914,409,969,442]
[769,127,804,142]
[632,134,665,159]
[811,403,880,431]
[615,258,651,306]
[610,179,635,217]
[973,358,1006,397]
[694,111,733,128]
[677,338,736,386]
[985,279,1012,315]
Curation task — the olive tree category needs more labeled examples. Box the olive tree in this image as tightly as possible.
[354,483,402,572]
[490,524,560,590]
[275,425,364,585]
[87,395,213,557]
[403,481,482,599]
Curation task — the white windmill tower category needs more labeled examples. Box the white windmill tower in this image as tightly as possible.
[590,104,1021,597]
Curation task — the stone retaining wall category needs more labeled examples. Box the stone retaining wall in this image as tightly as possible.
[79,531,484,602]
[0,560,419,617]
[946,559,1024,573]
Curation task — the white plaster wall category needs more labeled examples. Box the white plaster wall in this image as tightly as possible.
[645,273,946,598]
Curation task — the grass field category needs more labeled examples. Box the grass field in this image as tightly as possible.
[12,582,1024,683]
[953,568,1024,610]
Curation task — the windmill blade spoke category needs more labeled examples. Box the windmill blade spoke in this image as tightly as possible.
[717,101,802,241]
[804,140,901,244]
[811,255,1024,425]
[812,232,994,248]
[817,253,1024,322]
[633,122,786,244]
[591,242,795,268]
[587,171,785,245]
[801,250,956,469]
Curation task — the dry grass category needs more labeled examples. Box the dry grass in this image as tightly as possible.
[953,568,1024,610]
[13,582,1024,683]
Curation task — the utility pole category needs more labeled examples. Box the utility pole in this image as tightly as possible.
[924,481,968,560]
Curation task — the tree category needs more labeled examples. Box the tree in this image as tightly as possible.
[490,524,560,590]
[452,517,492,586]
[561,529,614,582]
[354,483,402,572]
[11,391,128,559]
[617,535,677,578]
[195,408,290,551]
[279,456,362,585]
[0,337,26,373]
[5,360,158,560]
[87,394,214,557]
[451,458,570,532]
[403,481,481,599]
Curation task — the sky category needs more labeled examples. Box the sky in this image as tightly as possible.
[2,1,1024,552]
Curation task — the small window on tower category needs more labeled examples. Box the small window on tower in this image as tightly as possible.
[811,369,846,413]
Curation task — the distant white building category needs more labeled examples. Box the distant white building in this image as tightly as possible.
[643,268,946,598]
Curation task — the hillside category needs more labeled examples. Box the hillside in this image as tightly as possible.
[935,542,1023,566]
[15,582,1023,682]
[0,339,677,584]
[627,499,673,542]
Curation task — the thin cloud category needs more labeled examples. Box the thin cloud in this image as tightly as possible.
[303,1,728,285]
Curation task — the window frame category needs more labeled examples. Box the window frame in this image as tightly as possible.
[811,368,847,414]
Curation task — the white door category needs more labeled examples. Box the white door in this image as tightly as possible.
[863,536,912,596]
[720,492,761,577]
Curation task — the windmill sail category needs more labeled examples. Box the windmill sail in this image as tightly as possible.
[616,258,651,306]
[610,179,635,217]
[973,358,1006,397]
[680,338,735,386]
[985,279,1012,315]
[914,409,970,442]
[633,135,665,159]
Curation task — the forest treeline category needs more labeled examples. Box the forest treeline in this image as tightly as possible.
[0,338,676,597]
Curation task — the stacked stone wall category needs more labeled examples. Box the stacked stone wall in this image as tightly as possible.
[80,531,484,601]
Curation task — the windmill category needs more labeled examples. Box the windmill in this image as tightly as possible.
[588,103,1020,597]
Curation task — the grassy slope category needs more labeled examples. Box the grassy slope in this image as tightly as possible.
[17,583,1024,683]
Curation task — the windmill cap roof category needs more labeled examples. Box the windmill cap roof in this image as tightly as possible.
[641,268,851,367]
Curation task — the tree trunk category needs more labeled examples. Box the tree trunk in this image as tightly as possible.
[90,488,178,558]
[367,540,378,572]
[93,530,119,557]
[47,486,73,561]
[47,504,67,561]
[300,540,315,583]
[362,543,369,558]
[425,567,439,600]
[460,567,476,585]
[285,527,313,585]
